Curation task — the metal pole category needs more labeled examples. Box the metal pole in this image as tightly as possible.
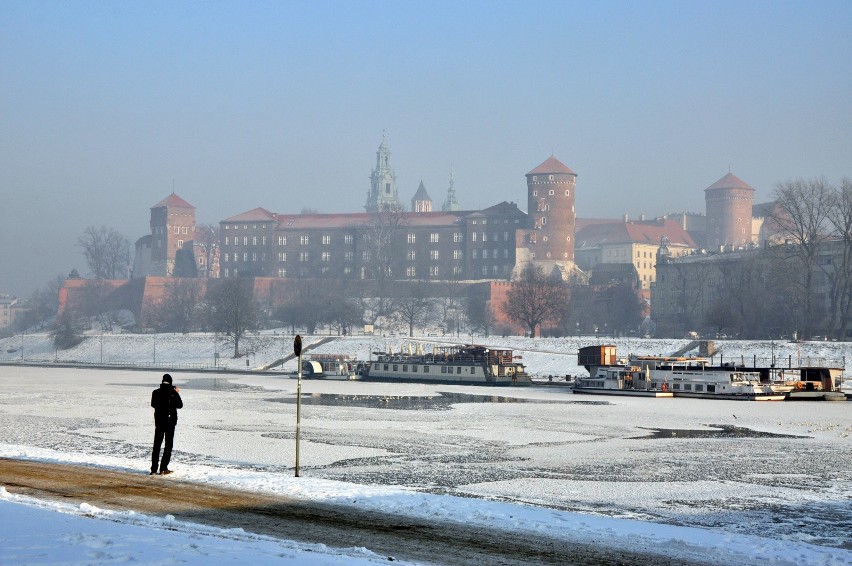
[295,349,302,477]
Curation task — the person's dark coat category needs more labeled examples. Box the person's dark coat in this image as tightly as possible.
[151,383,183,427]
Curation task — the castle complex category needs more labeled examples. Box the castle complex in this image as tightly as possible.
[131,136,766,299]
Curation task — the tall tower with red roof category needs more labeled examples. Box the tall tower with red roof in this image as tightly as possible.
[150,193,196,276]
[704,172,754,249]
[524,155,578,275]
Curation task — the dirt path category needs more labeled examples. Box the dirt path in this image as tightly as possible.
[0,458,706,566]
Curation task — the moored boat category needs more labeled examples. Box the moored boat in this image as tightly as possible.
[576,345,786,400]
[299,354,361,380]
[364,344,531,386]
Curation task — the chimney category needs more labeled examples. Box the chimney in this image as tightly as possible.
[623,214,628,222]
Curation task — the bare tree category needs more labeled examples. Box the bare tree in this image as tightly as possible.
[78,225,131,279]
[502,264,569,337]
[205,279,259,357]
[195,224,219,278]
[146,278,204,333]
[825,178,852,339]
[363,205,406,321]
[772,178,834,338]
[394,281,438,337]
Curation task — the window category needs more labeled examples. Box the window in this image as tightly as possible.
[252,236,257,245]
[243,225,247,230]
[549,189,554,196]
[406,266,416,277]
[173,226,179,234]
[262,236,266,245]
[278,268,287,277]
[322,235,331,245]
[362,251,371,261]
[565,190,570,196]
[532,190,538,197]
[182,226,188,234]
[243,252,248,262]
[453,265,462,275]
[430,250,439,260]
[252,253,257,261]
[453,249,463,260]
[430,233,439,243]
[279,236,287,246]
[225,237,230,245]
[482,249,488,259]
[321,252,331,262]
[300,235,309,246]
[224,253,230,262]
[243,236,248,245]
[407,233,416,243]
[225,225,230,230]
[344,251,353,261]
[430,265,439,277]
[504,232,509,241]
[481,232,487,242]
[224,268,230,277]
[344,234,353,244]
[407,250,416,261]
[503,249,509,259]
[300,252,309,262]
[472,232,477,242]
[278,252,286,261]
[541,217,547,225]
[454,232,462,242]
[472,249,478,259]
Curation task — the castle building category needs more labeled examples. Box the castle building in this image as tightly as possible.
[132,193,197,278]
[704,172,755,249]
[519,155,577,277]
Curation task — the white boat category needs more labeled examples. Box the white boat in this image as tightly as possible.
[628,355,786,401]
[298,354,361,380]
[364,344,531,386]
[576,345,785,401]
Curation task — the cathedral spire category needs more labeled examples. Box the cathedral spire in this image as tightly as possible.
[442,170,460,211]
[365,134,401,212]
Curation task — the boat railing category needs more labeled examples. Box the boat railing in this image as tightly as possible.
[712,354,844,370]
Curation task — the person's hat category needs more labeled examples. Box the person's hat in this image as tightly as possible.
[161,374,173,384]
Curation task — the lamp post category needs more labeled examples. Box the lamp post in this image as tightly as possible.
[293,335,303,477]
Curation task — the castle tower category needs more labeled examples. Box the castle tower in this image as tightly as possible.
[442,171,461,211]
[150,193,196,276]
[704,172,755,249]
[411,181,433,213]
[525,156,577,271]
[365,134,401,212]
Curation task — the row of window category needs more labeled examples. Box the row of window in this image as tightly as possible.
[222,263,508,279]
[223,224,269,230]
[222,231,514,247]
[531,189,572,197]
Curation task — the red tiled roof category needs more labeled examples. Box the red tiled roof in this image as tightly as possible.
[705,172,754,192]
[575,219,696,248]
[527,155,576,176]
[223,207,278,222]
[152,193,195,209]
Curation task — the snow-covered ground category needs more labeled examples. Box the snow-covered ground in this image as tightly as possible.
[0,332,850,565]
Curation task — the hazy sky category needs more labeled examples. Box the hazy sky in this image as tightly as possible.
[2,1,851,297]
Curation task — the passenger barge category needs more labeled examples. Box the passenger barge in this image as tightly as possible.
[364,344,531,386]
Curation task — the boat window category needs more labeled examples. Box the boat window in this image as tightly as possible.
[424,366,429,373]
[684,384,692,391]
[457,367,462,374]
[393,365,398,371]
[412,365,418,372]
[707,385,715,392]
[441,366,447,374]
[673,384,681,390]
[383,364,388,370]
[403,365,408,372]
[695,384,703,392]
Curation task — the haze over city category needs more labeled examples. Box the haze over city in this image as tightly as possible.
[2,1,850,297]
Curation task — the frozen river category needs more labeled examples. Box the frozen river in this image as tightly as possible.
[0,364,850,552]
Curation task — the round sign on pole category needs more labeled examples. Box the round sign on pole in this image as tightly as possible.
[294,335,302,356]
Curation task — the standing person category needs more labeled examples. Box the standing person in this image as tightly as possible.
[150,373,183,475]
